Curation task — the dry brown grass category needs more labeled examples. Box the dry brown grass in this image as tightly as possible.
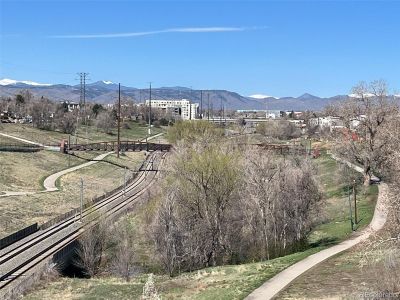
[0,151,93,191]
[0,151,144,238]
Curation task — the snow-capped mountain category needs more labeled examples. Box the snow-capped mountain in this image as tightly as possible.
[248,94,279,99]
[0,78,52,87]
[348,93,377,98]
[0,78,349,110]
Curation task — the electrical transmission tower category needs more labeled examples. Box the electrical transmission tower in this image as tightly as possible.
[78,72,89,108]
[77,72,90,142]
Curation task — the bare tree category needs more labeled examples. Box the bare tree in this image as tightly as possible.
[244,149,280,260]
[256,120,301,140]
[110,219,136,282]
[55,111,77,134]
[243,149,320,259]
[333,80,398,184]
[152,188,182,276]
[153,121,321,272]
[30,97,55,130]
[75,218,110,277]
[95,110,115,134]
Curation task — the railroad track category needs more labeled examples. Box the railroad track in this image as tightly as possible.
[0,151,167,299]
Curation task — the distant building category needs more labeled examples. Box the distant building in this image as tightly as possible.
[349,115,366,130]
[145,99,199,120]
[309,116,344,131]
[60,101,80,112]
[236,109,282,119]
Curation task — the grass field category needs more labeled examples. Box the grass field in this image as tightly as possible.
[308,154,379,247]
[276,230,389,299]
[272,154,381,299]
[24,247,324,300]
[0,151,93,192]
[0,151,144,238]
[0,134,26,144]
[0,121,163,145]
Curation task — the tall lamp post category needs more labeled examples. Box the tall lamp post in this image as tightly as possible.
[148,82,152,136]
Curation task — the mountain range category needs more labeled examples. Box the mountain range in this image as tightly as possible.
[0,79,349,111]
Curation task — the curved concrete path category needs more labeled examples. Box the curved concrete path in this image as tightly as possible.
[42,151,113,192]
[246,158,389,300]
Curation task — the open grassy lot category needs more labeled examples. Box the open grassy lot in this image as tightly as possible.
[0,151,93,192]
[0,121,163,145]
[0,151,144,238]
[308,154,378,246]
[0,134,26,144]
[275,244,385,299]
[272,155,381,299]
[24,247,323,300]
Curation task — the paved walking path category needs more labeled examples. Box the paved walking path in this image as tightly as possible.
[0,132,60,151]
[146,132,164,141]
[0,191,36,197]
[246,157,389,300]
[42,151,113,192]
[0,132,44,146]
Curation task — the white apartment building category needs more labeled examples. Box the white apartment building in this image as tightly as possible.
[145,99,199,120]
[309,116,344,131]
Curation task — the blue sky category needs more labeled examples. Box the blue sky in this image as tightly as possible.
[0,0,399,97]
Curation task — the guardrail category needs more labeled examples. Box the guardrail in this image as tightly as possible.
[67,140,172,152]
[0,144,43,152]
[0,224,39,250]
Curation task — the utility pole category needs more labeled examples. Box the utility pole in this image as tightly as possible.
[207,93,210,121]
[220,98,222,125]
[211,101,213,121]
[124,167,127,198]
[200,90,203,119]
[148,82,152,136]
[68,135,71,167]
[222,103,226,125]
[80,178,84,222]
[346,166,354,231]
[117,83,121,158]
[353,179,357,224]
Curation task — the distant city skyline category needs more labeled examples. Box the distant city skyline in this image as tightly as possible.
[1,1,399,98]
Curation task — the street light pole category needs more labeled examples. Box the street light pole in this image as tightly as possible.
[347,167,354,231]
[124,167,127,198]
[80,178,84,222]
[148,82,152,136]
[353,179,358,225]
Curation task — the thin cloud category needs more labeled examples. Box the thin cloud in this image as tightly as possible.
[48,26,266,39]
